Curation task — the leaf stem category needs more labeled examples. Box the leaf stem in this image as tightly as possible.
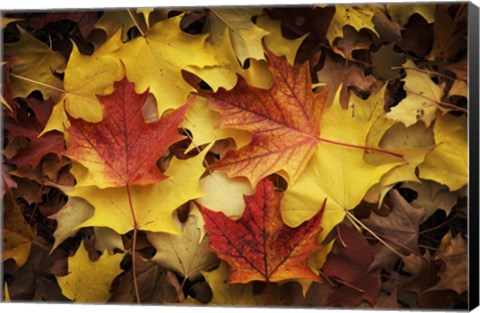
[10,73,66,94]
[125,184,141,304]
[317,137,404,158]
[345,210,405,259]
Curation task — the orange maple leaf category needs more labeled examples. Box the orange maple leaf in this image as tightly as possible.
[198,178,325,284]
[64,76,188,188]
[204,49,329,186]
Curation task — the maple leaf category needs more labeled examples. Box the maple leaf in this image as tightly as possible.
[206,8,270,65]
[282,87,402,241]
[4,98,65,168]
[206,48,329,186]
[148,213,218,281]
[427,232,467,294]
[418,113,467,191]
[27,11,100,39]
[2,17,23,29]
[4,26,66,101]
[64,77,187,188]
[198,178,325,284]
[56,242,124,302]
[386,3,435,26]
[42,32,124,133]
[402,180,458,220]
[362,190,425,271]
[322,224,381,307]
[95,9,150,42]
[49,197,94,251]
[2,192,36,267]
[326,5,381,44]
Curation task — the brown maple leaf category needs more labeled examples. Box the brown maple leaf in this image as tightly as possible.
[204,48,329,186]
[322,224,381,307]
[197,178,325,284]
[64,76,188,188]
[4,98,65,168]
[362,190,425,271]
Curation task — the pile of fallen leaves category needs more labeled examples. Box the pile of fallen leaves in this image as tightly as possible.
[1,4,469,309]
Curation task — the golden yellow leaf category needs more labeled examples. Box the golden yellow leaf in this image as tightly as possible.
[256,15,308,66]
[282,87,401,240]
[402,180,458,220]
[326,5,381,44]
[385,60,445,127]
[365,121,435,205]
[42,31,124,134]
[181,96,251,152]
[419,113,467,191]
[148,213,218,280]
[207,8,269,65]
[386,3,435,26]
[57,242,123,303]
[49,197,94,252]
[115,14,219,116]
[2,192,35,267]
[448,79,467,99]
[197,171,255,219]
[69,146,209,234]
[5,26,65,101]
[94,227,124,254]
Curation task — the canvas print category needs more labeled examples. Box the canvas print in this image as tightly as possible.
[1,3,474,309]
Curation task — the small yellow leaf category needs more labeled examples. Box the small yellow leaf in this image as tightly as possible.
[327,5,381,44]
[2,192,35,267]
[207,8,270,65]
[386,3,436,26]
[419,113,467,191]
[5,26,66,101]
[49,197,94,252]
[385,60,444,127]
[197,171,255,219]
[256,15,308,65]
[57,242,123,303]
[148,213,218,280]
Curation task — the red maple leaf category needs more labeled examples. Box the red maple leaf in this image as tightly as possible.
[204,49,329,186]
[64,76,188,188]
[322,224,381,307]
[198,178,325,284]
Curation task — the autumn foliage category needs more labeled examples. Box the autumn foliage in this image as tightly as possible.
[1,3,470,309]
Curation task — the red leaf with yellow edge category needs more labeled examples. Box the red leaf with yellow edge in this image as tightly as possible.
[198,178,325,284]
[205,49,329,186]
[64,77,188,188]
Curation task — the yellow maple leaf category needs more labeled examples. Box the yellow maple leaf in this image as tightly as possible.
[418,113,467,191]
[57,242,123,303]
[4,26,66,101]
[95,9,149,41]
[114,14,219,116]
[49,197,94,251]
[69,147,209,234]
[2,192,36,267]
[282,87,402,241]
[326,5,381,44]
[2,17,23,29]
[386,3,435,26]
[385,60,445,127]
[148,212,218,281]
[42,31,124,134]
[207,8,270,65]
